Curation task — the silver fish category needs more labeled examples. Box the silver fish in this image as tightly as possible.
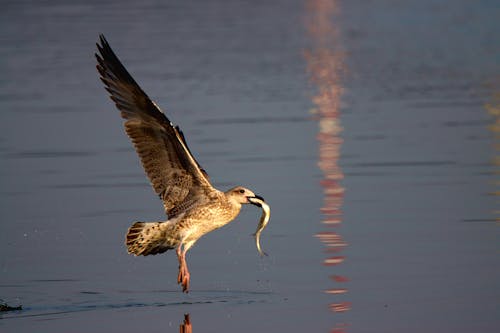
[248,196,271,257]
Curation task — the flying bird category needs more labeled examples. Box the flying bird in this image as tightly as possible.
[95,34,267,292]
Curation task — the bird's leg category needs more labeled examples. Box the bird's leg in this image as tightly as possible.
[176,244,190,293]
[176,245,183,283]
[180,250,190,293]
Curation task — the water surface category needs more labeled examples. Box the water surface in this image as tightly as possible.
[1,0,499,332]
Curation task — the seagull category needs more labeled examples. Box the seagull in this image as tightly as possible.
[95,34,266,292]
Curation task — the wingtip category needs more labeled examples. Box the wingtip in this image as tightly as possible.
[98,33,107,44]
[97,34,110,53]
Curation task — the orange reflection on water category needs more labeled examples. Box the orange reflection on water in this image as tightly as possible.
[330,302,352,313]
[304,0,348,329]
[316,231,347,252]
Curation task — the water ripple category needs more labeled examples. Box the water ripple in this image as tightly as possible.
[347,160,456,168]
[45,182,148,190]
[0,289,275,320]
[199,116,310,125]
[3,150,96,159]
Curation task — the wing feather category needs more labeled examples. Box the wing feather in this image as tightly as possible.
[95,34,213,217]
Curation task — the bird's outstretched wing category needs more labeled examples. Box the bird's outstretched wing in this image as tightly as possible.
[95,34,213,217]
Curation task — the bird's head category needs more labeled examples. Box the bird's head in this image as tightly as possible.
[226,186,265,206]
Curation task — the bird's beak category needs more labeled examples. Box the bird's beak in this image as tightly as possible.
[248,195,265,207]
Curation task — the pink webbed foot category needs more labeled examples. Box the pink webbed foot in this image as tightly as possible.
[178,263,190,293]
[176,246,191,293]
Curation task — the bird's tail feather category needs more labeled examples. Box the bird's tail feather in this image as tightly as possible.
[125,221,176,256]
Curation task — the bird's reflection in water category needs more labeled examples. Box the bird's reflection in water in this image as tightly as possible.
[304,0,350,331]
[179,313,192,333]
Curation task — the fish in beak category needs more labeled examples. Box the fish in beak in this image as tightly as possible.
[247,195,270,257]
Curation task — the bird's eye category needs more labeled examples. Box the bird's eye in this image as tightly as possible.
[239,189,245,194]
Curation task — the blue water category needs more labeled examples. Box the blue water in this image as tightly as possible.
[1,1,499,332]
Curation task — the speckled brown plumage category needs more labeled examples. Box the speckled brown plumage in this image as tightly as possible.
[95,34,266,293]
